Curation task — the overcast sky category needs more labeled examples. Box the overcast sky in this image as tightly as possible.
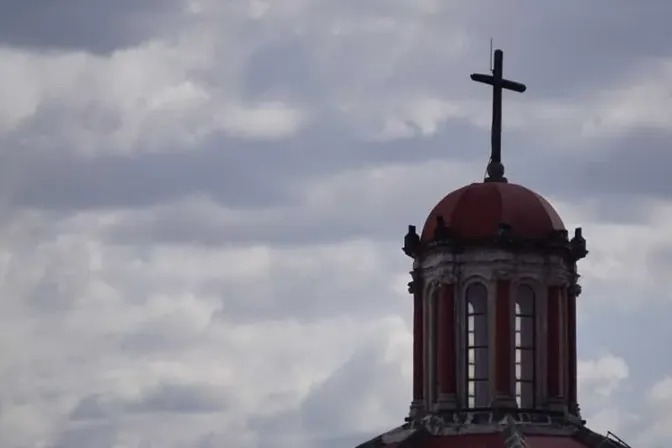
[0,1,671,447]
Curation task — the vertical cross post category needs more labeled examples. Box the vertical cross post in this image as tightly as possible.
[470,49,526,182]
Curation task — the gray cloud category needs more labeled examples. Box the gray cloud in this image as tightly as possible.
[3,1,671,225]
[7,123,484,213]
[70,382,231,421]
[0,0,186,53]
[51,423,121,448]
[212,245,410,323]
[130,382,230,414]
[244,334,409,447]
[69,394,121,421]
[450,1,672,98]
[564,130,672,199]
[235,1,672,105]
[1,1,672,447]
[299,342,407,433]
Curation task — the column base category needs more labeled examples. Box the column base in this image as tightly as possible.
[568,402,583,421]
[409,400,425,419]
[547,398,567,413]
[491,394,517,409]
[435,393,458,411]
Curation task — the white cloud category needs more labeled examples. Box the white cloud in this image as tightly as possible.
[577,355,640,442]
[218,102,306,139]
[369,56,672,148]
[0,206,415,445]
[578,354,629,401]
[592,60,672,135]
[507,57,672,148]
[0,12,309,156]
[632,376,672,447]
[3,162,663,445]
[648,376,672,408]
[543,197,672,309]
[585,408,627,438]
[332,53,672,147]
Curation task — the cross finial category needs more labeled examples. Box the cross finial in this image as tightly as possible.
[470,49,526,183]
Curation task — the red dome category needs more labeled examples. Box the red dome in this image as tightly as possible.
[421,182,565,242]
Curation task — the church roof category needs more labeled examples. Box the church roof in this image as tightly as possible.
[421,181,565,242]
[368,433,590,448]
[356,413,630,448]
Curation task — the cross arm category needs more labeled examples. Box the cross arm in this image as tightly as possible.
[501,79,526,93]
[470,73,527,93]
[470,73,493,84]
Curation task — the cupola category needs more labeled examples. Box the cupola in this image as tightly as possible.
[357,49,629,448]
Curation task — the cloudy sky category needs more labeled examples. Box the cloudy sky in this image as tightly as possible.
[0,1,671,447]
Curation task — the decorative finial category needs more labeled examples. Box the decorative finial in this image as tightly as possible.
[570,227,588,260]
[403,225,420,258]
[470,48,527,183]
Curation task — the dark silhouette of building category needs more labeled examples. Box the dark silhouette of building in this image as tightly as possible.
[356,49,631,448]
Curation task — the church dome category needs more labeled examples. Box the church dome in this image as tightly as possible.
[420,182,565,242]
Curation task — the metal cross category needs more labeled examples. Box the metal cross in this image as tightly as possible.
[470,49,526,181]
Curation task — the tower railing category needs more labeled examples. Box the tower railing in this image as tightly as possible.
[595,431,632,448]
[606,431,632,448]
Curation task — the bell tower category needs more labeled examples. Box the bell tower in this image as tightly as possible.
[403,184,587,418]
[405,195,588,416]
[357,49,631,448]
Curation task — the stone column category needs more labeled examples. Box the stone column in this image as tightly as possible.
[423,281,436,410]
[492,269,516,408]
[546,284,563,410]
[437,275,457,409]
[409,269,424,417]
[428,286,438,407]
[567,281,581,417]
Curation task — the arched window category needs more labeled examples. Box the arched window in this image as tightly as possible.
[515,284,536,408]
[466,283,489,408]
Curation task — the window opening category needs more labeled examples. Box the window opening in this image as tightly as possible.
[515,284,536,408]
[466,283,489,408]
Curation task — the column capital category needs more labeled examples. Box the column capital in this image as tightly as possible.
[546,267,572,287]
[408,269,423,295]
[427,269,457,289]
[439,270,457,286]
[408,280,417,294]
[491,268,514,281]
[568,283,582,297]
